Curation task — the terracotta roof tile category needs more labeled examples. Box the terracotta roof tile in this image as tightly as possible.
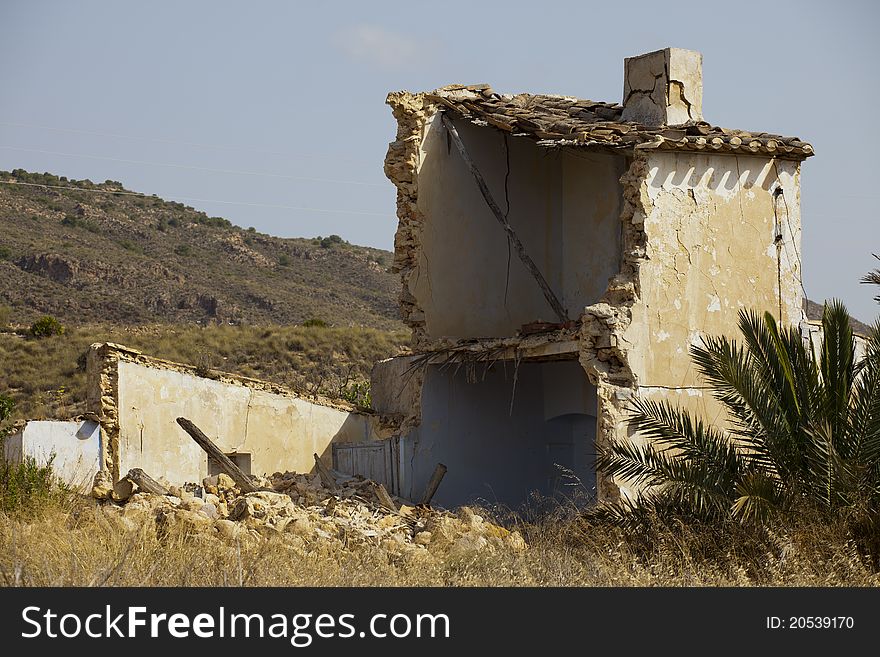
[425,85,814,160]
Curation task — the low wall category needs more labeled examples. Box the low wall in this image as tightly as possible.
[86,343,380,484]
[3,420,102,490]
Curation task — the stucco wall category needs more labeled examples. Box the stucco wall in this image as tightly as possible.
[114,360,379,484]
[4,420,102,490]
[625,152,803,389]
[413,115,624,340]
[86,344,380,485]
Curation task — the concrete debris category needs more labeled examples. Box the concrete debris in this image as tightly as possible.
[92,468,526,560]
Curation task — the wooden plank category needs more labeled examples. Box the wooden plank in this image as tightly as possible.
[313,452,337,490]
[440,113,569,324]
[176,417,257,493]
[420,463,448,507]
[374,482,399,512]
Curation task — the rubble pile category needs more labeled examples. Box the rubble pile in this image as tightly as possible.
[91,469,526,560]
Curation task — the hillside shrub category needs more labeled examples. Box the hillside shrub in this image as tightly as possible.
[0,456,67,517]
[30,316,65,338]
[320,234,345,249]
[0,394,13,423]
[339,380,371,409]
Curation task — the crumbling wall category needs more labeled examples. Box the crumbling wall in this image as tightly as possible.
[371,355,424,434]
[87,343,381,484]
[578,155,649,501]
[86,342,125,481]
[626,152,802,388]
[578,151,804,501]
[385,91,435,348]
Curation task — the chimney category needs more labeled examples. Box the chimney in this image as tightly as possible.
[621,48,703,126]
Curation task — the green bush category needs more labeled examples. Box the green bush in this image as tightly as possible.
[174,244,191,257]
[0,245,11,259]
[302,318,328,328]
[196,215,231,229]
[0,305,10,328]
[30,315,65,338]
[339,380,371,409]
[278,254,291,267]
[320,234,345,249]
[0,394,13,423]
[60,215,98,232]
[0,456,67,517]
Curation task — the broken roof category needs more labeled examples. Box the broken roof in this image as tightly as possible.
[427,84,814,160]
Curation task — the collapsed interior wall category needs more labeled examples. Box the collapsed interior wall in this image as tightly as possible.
[399,359,597,508]
[87,343,380,485]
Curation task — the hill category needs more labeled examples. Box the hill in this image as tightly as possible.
[0,169,402,329]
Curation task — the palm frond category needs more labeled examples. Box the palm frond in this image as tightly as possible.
[849,322,880,466]
[690,335,780,454]
[599,398,743,516]
[732,471,783,523]
[861,254,880,304]
[818,300,856,447]
[627,397,740,484]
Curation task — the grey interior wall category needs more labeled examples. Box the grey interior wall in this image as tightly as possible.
[404,359,597,508]
[414,116,625,340]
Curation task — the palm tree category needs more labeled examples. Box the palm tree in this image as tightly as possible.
[595,300,880,525]
[864,254,880,305]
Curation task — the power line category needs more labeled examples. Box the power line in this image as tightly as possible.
[0,180,392,217]
[0,145,385,187]
[0,120,372,164]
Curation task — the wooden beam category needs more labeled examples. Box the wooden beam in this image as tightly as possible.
[176,417,258,493]
[373,482,399,512]
[440,113,569,324]
[125,468,168,496]
[313,452,337,491]
[420,463,448,507]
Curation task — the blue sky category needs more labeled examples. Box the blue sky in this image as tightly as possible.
[0,0,877,321]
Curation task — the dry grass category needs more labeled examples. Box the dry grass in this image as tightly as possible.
[2,495,878,587]
[0,323,409,420]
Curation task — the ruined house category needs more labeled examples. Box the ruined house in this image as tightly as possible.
[371,48,812,507]
[7,48,832,510]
